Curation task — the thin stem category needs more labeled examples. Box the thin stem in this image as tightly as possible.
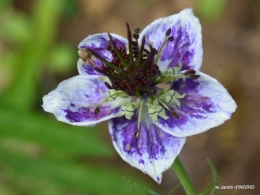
[173,157,197,195]
[137,100,144,130]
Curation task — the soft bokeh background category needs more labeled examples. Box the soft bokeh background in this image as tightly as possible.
[0,0,259,194]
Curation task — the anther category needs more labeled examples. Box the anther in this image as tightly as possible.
[165,28,171,37]
[105,82,112,89]
[95,107,100,114]
[170,111,180,119]
[78,49,92,62]
[189,75,200,79]
[184,69,196,75]
[168,36,174,42]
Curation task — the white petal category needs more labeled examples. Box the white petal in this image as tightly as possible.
[156,71,237,137]
[78,33,128,76]
[42,75,129,126]
[109,114,186,183]
[139,8,203,72]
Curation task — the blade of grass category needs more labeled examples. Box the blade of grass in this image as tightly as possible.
[207,159,219,195]
[123,177,161,195]
[169,183,181,195]
[3,0,63,111]
[172,157,197,195]
[199,176,216,195]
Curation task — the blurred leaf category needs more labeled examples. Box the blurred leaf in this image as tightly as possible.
[199,177,214,195]
[0,107,151,194]
[0,148,145,195]
[0,0,8,11]
[195,0,227,21]
[0,12,31,43]
[207,159,219,195]
[48,43,76,74]
[2,0,63,111]
[62,0,78,17]
[0,108,112,157]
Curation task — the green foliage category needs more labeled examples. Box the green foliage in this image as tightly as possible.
[232,190,238,195]
[199,159,219,195]
[0,0,151,194]
[195,0,227,21]
[169,183,181,195]
[0,0,75,111]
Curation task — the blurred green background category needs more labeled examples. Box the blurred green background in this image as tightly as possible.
[0,0,259,194]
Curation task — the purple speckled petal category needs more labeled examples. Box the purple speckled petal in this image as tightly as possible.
[78,33,128,76]
[155,71,237,137]
[77,59,104,76]
[109,114,186,183]
[42,75,129,126]
[139,8,202,72]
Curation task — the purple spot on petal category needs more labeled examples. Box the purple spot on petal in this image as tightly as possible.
[65,110,85,122]
[139,160,144,164]
[160,20,197,70]
[160,78,216,127]
[80,63,104,76]
[110,114,176,160]
[64,107,120,123]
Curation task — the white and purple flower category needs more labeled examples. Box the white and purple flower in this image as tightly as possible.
[42,8,237,183]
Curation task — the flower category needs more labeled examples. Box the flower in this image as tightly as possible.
[42,8,237,184]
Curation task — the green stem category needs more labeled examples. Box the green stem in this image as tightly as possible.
[173,157,197,195]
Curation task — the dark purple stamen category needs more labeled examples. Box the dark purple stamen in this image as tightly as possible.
[170,111,180,119]
[105,82,112,89]
[168,36,174,42]
[184,69,199,79]
[87,24,165,97]
[165,28,171,37]
[95,107,100,114]
[184,69,196,75]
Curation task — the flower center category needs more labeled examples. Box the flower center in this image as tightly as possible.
[81,23,200,124]
[87,23,174,97]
